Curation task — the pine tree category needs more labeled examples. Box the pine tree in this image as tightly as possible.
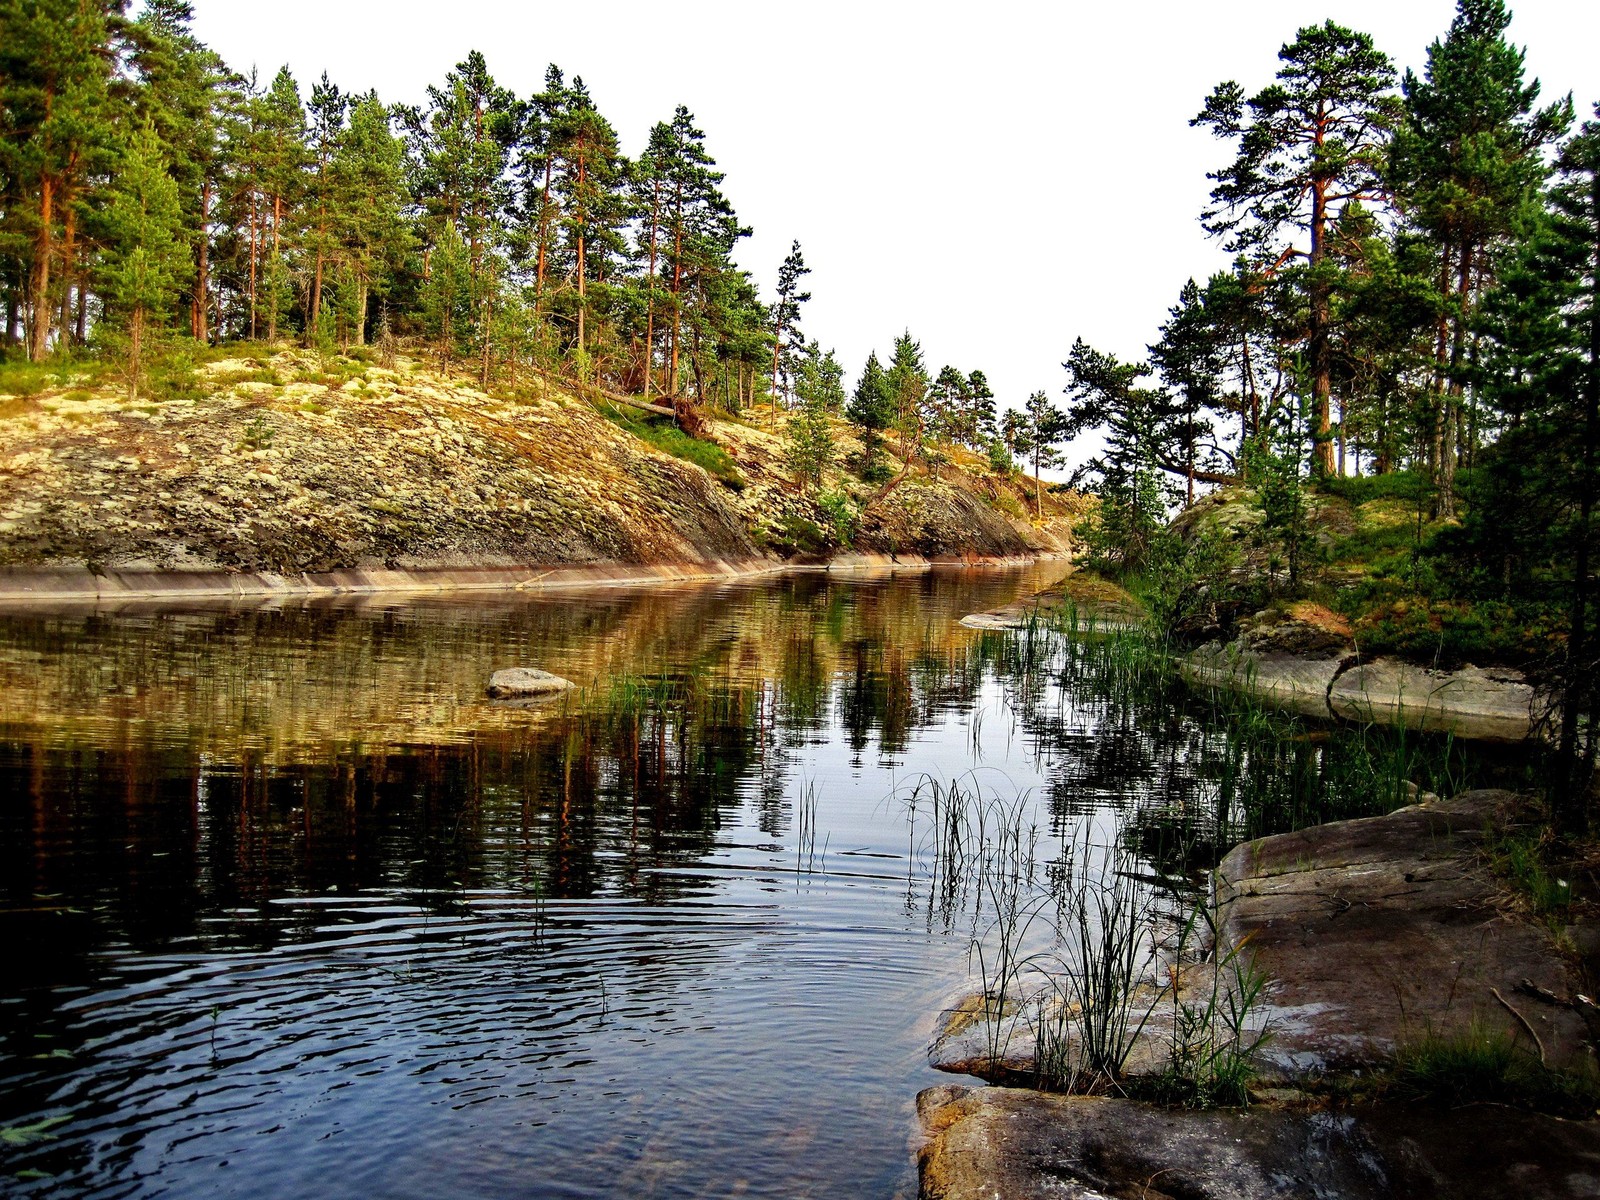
[1149,279,1227,504]
[770,240,810,410]
[304,73,346,337]
[1022,389,1066,516]
[966,370,997,448]
[0,0,121,361]
[97,121,187,397]
[255,67,307,343]
[128,0,228,344]
[629,120,674,398]
[551,97,623,359]
[1195,21,1401,475]
[1473,111,1600,826]
[1391,0,1571,515]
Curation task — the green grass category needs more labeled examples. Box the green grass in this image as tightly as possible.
[599,404,744,487]
[1317,467,1431,506]
[0,355,110,398]
[1392,1026,1600,1116]
[1490,826,1575,934]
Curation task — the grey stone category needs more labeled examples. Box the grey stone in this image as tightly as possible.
[1328,657,1546,742]
[485,667,575,698]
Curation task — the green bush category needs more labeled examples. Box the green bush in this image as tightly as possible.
[817,490,858,547]
[1350,597,1562,667]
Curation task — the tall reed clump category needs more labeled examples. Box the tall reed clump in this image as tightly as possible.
[910,777,1274,1104]
[1028,829,1159,1091]
[1139,900,1272,1108]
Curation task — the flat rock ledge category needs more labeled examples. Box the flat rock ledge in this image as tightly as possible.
[1182,640,1549,741]
[918,791,1600,1199]
[916,1085,1600,1200]
[485,668,575,698]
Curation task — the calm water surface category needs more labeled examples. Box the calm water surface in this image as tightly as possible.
[0,563,1204,1198]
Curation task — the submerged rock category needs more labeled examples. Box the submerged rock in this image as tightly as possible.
[485,667,575,698]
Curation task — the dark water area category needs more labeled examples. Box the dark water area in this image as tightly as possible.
[0,564,1506,1198]
[0,565,1081,1199]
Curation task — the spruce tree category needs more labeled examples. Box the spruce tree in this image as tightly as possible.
[97,121,188,397]
[847,350,894,481]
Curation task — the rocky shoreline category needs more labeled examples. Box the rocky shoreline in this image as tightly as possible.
[0,550,1056,606]
[916,791,1600,1198]
[0,351,1077,584]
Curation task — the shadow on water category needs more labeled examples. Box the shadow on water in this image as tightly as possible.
[0,565,1515,1198]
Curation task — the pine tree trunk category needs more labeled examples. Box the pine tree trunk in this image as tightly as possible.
[355,278,368,346]
[56,193,76,350]
[669,216,683,401]
[643,179,660,399]
[268,194,282,343]
[128,305,144,401]
[248,188,259,340]
[194,178,211,342]
[534,157,554,316]
[1308,177,1334,476]
[770,314,782,413]
[576,154,587,354]
[28,173,54,362]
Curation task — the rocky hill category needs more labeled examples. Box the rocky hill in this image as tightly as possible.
[0,348,1076,583]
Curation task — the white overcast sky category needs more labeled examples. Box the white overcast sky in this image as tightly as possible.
[191,1,1598,440]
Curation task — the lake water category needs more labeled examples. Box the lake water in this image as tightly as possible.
[2,564,1127,1199]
